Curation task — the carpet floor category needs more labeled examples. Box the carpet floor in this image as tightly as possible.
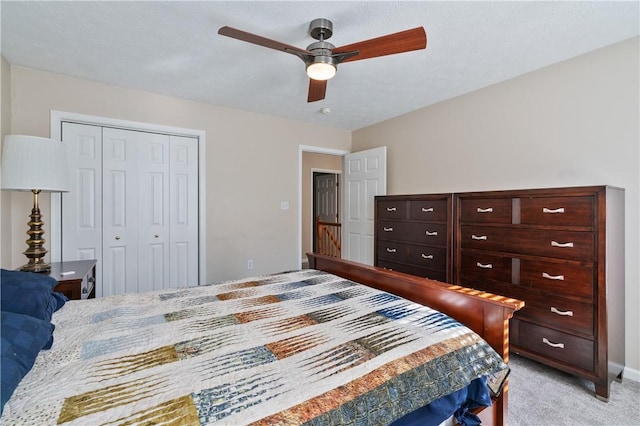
[508,354,640,425]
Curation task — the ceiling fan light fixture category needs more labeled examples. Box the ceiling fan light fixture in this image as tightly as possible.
[307,62,336,80]
[306,55,337,81]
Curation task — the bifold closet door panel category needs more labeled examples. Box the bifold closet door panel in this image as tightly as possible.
[169,135,199,288]
[102,127,142,295]
[61,122,104,294]
[136,131,171,293]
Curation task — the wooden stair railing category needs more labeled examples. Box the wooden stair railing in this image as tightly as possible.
[317,217,341,258]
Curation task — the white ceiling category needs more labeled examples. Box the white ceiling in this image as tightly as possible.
[1,1,638,130]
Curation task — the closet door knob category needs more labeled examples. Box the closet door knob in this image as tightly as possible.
[115,236,121,240]
[154,234,159,238]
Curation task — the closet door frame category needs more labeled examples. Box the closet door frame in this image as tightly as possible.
[50,110,207,287]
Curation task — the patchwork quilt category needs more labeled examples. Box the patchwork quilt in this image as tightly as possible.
[1,269,508,425]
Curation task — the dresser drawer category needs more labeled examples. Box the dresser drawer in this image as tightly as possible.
[409,199,448,222]
[459,251,513,283]
[376,260,447,282]
[403,222,448,246]
[520,196,594,227]
[400,264,447,282]
[377,241,409,263]
[377,200,408,220]
[407,245,447,271]
[512,320,594,371]
[378,222,447,246]
[516,293,594,336]
[460,226,594,261]
[520,259,594,301]
[459,198,512,224]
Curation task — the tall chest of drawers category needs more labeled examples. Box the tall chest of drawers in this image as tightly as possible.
[374,194,452,283]
[453,186,625,401]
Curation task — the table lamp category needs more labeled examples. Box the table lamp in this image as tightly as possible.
[1,135,70,272]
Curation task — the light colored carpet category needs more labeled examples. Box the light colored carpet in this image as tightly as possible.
[508,354,640,425]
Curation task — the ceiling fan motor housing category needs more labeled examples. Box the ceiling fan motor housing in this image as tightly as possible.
[309,18,333,41]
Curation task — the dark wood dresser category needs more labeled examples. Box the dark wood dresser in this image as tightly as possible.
[455,186,624,401]
[375,186,625,401]
[374,194,452,283]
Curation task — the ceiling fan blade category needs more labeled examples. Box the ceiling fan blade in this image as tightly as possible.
[333,27,426,63]
[308,79,327,103]
[218,26,313,56]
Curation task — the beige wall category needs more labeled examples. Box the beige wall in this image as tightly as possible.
[3,65,352,280]
[353,37,640,376]
[301,151,343,263]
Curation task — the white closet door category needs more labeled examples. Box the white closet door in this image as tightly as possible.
[137,132,171,292]
[61,122,104,295]
[61,121,200,296]
[169,135,199,288]
[102,128,140,295]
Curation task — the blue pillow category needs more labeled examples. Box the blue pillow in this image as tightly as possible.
[1,269,58,291]
[0,269,67,322]
[1,311,55,414]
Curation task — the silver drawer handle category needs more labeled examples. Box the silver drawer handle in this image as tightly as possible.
[550,307,574,317]
[542,272,565,280]
[386,207,397,212]
[425,230,438,236]
[543,207,565,214]
[422,207,434,212]
[476,262,493,269]
[383,227,393,232]
[386,248,397,253]
[551,241,574,248]
[542,338,565,349]
[421,254,434,259]
[477,207,493,213]
[115,236,121,240]
[471,235,487,240]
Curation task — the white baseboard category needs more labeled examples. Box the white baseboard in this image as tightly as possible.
[624,365,640,383]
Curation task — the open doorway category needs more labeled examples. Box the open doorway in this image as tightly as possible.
[313,171,340,255]
[299,145,387,268]
[299,148,346,268]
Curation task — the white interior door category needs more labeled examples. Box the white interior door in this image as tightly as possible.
[342,147,387,265]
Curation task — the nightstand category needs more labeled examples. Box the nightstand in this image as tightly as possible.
[48,260,97,300]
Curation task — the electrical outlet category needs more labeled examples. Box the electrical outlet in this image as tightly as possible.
[247,260,253,270]
[280,201,289,210]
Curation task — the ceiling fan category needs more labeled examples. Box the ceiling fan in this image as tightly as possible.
[218,19,427,103]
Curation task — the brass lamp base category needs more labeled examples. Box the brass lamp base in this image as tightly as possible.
[21,189,51,273]
[20,261,51,273]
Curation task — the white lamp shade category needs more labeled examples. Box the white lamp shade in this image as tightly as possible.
[1,135,70,192]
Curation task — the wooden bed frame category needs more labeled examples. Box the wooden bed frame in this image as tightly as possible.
[307,253,524,426]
